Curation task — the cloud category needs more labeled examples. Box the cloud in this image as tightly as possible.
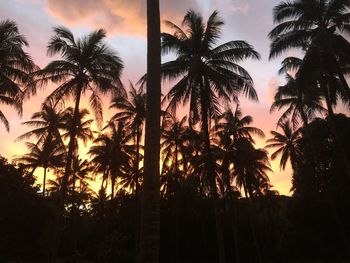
[45,0,200,36]
[215,0,250,14]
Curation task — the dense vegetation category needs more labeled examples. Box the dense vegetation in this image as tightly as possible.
[1,0,350,262]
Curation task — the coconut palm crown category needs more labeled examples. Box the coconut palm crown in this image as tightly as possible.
[0,20,37,131]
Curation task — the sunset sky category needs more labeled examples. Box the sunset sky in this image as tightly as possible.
[0,0,300,195]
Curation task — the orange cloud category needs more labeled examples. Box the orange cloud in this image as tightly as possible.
[45,0,200,36]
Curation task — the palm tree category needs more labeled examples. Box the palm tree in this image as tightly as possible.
[161,114,188,187]
[110,82,146,196]
[32,26,124,196]
[265,120,301,171]
[0,20,36,131]
[269,0,350,100]
[271,70,325,129]
[233,138,271,197]
[15,140,66,196]
[215,104,265,143]
[17,101,68,146]
[270,67,327,170]
[71,157,93,194]
[160,10,260,262]
[61,107,94,153]
[89,121,132,199]
[213,106,264,263]
[90,188,109,220]
[214,105,264,196]
[138,0,161,261]
[47,174,73,194]
[269,0,350,177]
[232,138,271,263]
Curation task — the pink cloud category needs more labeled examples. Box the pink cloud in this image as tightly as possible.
[45,0,200,36]
[211,0,250,14]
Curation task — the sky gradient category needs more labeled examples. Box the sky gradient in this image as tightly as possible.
[1,0,298,195]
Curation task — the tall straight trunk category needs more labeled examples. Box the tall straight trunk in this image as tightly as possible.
[135,127,141,197]
[51,86,82,263]
[101,170,107,192]
[43,167,47,197]
[111,170,116,199]
[200,89,226,263]
[135,127,141,251]
[138,0,161,262]
[222,156,230,196]
[174,141,180,263]
[62,86,82,195]
[71,168,78,254]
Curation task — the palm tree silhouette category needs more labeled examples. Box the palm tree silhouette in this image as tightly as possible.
[215,104,265,144]
[138,0,161,261]
[0,20,36,131]
[15,140,66,196]
[71,156,93,197]
[233,138,271,197]
[17,101,67,146]
[269,0,350,177]
[89,122,132,199]
[214,105,264,196]
[271,71,325,130]
[61,107,94,152]
[232,137,271,263]
[110,82,146,197]
[161,114,188,189]
[266,120,301,171]
[159,10,260,262]
[32,26,124,196]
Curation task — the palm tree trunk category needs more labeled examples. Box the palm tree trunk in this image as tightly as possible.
[62,86,82,195]
[138,0,161,262]
[135,126,141,252]
[71,168,78,255]
[135,127,141,197]
[222,156,230,196]
[101,170,107,192]
[30,166,37,177]
[174,141,180,263]
[200,89,226,263]
[51,86,82,262]
[43,167,47,197]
